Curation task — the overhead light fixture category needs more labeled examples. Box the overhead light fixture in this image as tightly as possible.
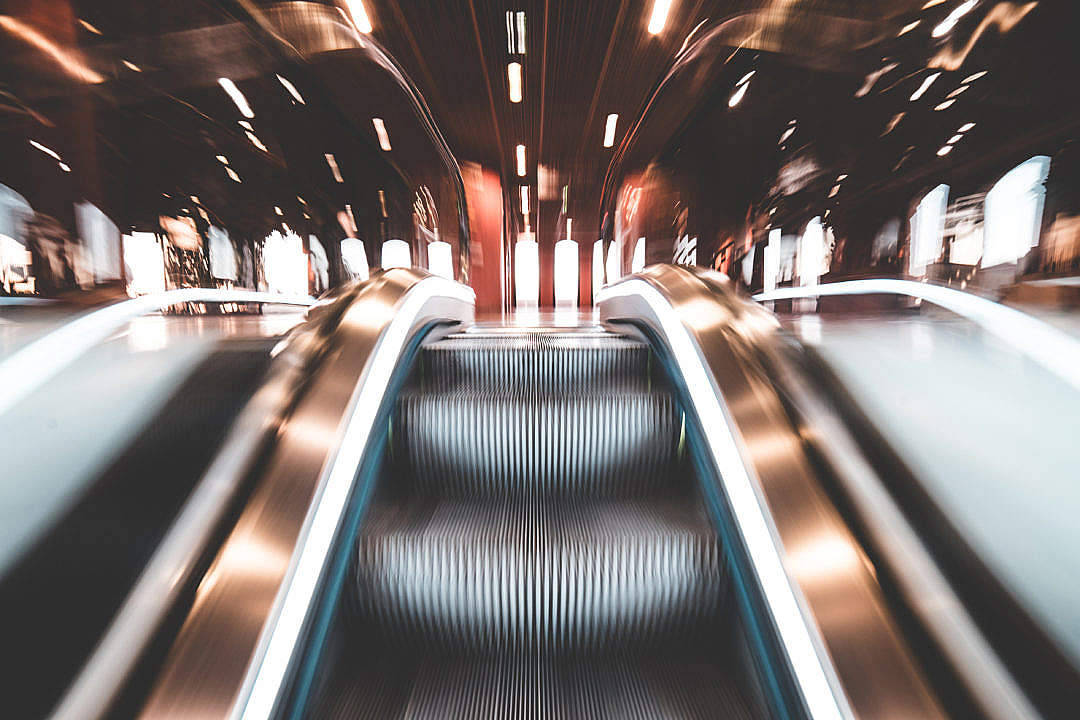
[962,70,987,84]
[923,0,947,8]
[958,122,976,132]
[29,140,61,160]
[122,59,141,72]
[506,11,526,53]
[837,174,848,181]
[935,98,956,111]
[736,70,755,86]
[245,131,268,152]
[276,74,305,104]
[218,77,254,118]
[932,0,978,38]
[325,153,344,183]
[58,162,71,173]
[515,144,526,176]
[603,113,618,148]
[520,185,529,215]
[79,19,103,35]
[372,118,391,151]
[948,134,964,144]
[909,71,941,101]
[274,206,284,216]
[647,0,673,35]
[345,0,373,33]
[937,144,954,156]
[226,166,242,183]
[779,125,796,143]
[898,20,920,36]
[729,81,749,107]
[946,84,969,98]
[508,62,523,103]
[238,120,254,131]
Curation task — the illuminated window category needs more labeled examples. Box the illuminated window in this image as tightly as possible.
[910,184,950,276]
[554,238,578,308]
[381,238,411,269]
[427,240,453,279]
[983,156,1051,268]
[515,232,539,308]
[341,238,369,280]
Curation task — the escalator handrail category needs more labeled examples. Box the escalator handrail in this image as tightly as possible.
[0,288,314,419]
[754,278,1080,393]
[136,269,473,720]
[598,264,944,720]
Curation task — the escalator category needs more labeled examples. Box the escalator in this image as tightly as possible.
[303,328,766,718]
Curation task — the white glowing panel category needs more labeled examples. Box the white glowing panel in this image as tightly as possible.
[983,156,1051,268]
[123,232,166,295]
[632,237,646,273]
[593,240,605,294]
[764,228,782,293]
[910,184,950,277]
[515,234,539,308]
[263,230,308,296]
[381,238,411,269]
[606,239,622,284]
[340,238,369,280]
[798,218,824,287]
[554,238,578,308]
[427,240,453,279]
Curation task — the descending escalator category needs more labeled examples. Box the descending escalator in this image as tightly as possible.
[304,328,767,718]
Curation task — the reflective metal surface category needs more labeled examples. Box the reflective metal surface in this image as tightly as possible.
[598,264,944,719]
[138,269,473,719]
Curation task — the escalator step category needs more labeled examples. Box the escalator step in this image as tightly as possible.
[421,333,652,393]
[354,497,724,652]
[396,391,682,497]
[317,653,755,720]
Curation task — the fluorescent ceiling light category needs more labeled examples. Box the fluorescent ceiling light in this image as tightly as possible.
[218,77,254,118]
[603,113,618,148]
[29,140,60,160]
[647,0,673,35]
[958,122,976,132]
[729,81,749,107]
[898,20,920,36]
[935,99,956,111]
[276,74,305,104]
[372,118,391,151]
[962,70,987,83]
[932,0,978,38]
[122,59,141,72]
[937,144,954,156]
[58,162,71,173]
[345,0,373,33]
[508,62,523,103]
[515,144,526,176]
[245,131,268,152]
[909,72,941,101]
[79,19,103,35]
[520,185,529,215]
[226,167,241,183]
[325,153,344,183]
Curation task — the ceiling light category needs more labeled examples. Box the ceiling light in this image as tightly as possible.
[58,162,71,173]
[245,131,268,152]
[520,185,530,215]
[325,153,344,183]
[962,70,987,83]
[923,0,947,8]
[345,0,373,33]
[837,174,848,181]
[737,70,756,86]
[909,72,941,101]
[958,122,976,132]
[29,140,60,160]
[946,84,969,98]
[122,59,142,72]
[932,0,978,38]
[935,99,956,110]
[506,11,526,54]
[515,144,526,176]
[218,77,254,118]
[828,185,840,198]
[898,20,920,36]
[79,19,103,35]
[729,81,749,107]
[508,62,523,103]
[603,113,618,148]
[372,118,391,151]
[948,134,964,143]
[276,74,305,104]
[779,126,796,143]
[937,144,954,156]
[226,167,241,183]
[647,0,673,35]
[238,120,254,131]
[274,206,283,216]
[516,11,527,53]
[216,155,229,164]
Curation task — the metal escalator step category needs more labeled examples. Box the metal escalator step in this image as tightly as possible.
[354,497,724,652]
[421,333,652,393]
[317,652,756,720]
[396,391,681,497]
